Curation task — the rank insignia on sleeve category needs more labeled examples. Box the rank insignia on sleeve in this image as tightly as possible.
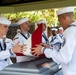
[62,38,66,47]
[14,37,19,40]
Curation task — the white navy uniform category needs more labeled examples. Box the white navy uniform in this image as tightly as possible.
[49,34,63,50]
[58,27,64,38]
[13,30,35,62]
[36,20,48,44]
[42,33,49,44]
[42,21,76,75]
[0,38,14,71]
[59,33,63,38]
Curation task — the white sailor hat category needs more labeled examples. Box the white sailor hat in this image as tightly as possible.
[51,28,58,31]
[16,18,29,25]
[56,6,74,16]
[0,17,11,26]
[59,27,63,30]
[36,19,47,25]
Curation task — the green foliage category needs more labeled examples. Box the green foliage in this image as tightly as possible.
[74,8,76,20]
[4,9,57,26]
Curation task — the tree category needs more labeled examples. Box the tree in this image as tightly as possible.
[4,9,58,27]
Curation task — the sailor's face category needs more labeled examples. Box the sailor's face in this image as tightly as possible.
[42,23,46,32]
[59,29,63,34]
[22,21,30,31]
[58,15,66,29]
[0,24,9,35]
[58,14,69,30]
[52,30,57,36]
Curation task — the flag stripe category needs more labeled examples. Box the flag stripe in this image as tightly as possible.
[32,24,42,48]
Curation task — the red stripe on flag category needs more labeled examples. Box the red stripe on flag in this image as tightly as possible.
[31,24,45,57]
[16,53,24,56]
[32,24,42,48]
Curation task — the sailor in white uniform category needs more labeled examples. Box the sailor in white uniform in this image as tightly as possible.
[36,20,49,44]
[0,17,24,71]
[31,7,76,75]
[58,27,64,38]
[49,27,63,50]
[36,20,50,48]
[13,18,35,62]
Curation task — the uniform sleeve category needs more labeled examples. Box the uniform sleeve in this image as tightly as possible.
[0,50,12,60]
[13,33,24,45]
[42,36,46,43]
[13,36,20,45]
[8,39,14,49]
[43,30,76,64]
[0,39,14,60]
[48,36,52,43]
[57,34,63,43]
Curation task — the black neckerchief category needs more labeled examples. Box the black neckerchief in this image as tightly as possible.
[0,38,6,51]
[42,34,49,44]
[0,38,7,61]
[20,32,30,39]
[50,35,57,43]
[68,25,76,28]
[0,42,3,51]
[59,34,63,38]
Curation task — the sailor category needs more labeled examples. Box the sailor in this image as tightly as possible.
[31,6,76,75]
[0,17,23,71]
[49,27,62,50]
[36,19,49,44]
[13,18,35,62]
[36,19,51,49]
[58,27,64,38]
